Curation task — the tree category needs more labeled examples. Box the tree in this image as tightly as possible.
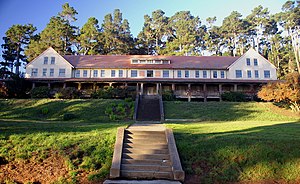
[277,1,300,73]
[165,11,203,55]
[102,9,134,54]
[258,72,300,112]
[246,5,270,53]
[138,10,168,55]
[2,24,36,74]
[78,17,102,55]
[25,3,78,60]
[221,11,244,56]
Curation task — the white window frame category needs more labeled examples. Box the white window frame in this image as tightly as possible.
[43,68,47,77]
[131,70,137,77]
[93,70,98,77]
[100,70,105,77]
[163,70,169,78]
[31,68,38,77]
[43,57,48,65]
[50,68,54,77]
[50,57,55,65]
[235,70,242,78]
[111,70,116,77]
[59,68,66,77]
[119,70,123,77]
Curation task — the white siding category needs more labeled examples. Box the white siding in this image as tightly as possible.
[228,48,277,80]
[25,47,72,78]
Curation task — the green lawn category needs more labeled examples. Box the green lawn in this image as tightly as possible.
[164,101,300,183]
[0,99,131,183]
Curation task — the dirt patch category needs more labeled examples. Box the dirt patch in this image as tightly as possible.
[0,151,69,184]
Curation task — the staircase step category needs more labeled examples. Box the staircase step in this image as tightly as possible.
[121,164,172,172]
[120,170,173,180]
[123,143,169,149]
[124,138,167,144]
[123,153,170,160]
[122,159,171,166]
[123,148,169,154]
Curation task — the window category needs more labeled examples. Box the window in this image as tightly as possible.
[59,69,66,77]
[185,70,189,78]
[132,60,138,64]
[177,70,182,78]
[100,70,105,77]
[93,70,98,77]
[254,59,258,66]
[43,68,47,76]
[213,71,218,78]
[111,70,116,77]
[255,70,259,78]
[43,57,48,65]
[247,70,252,78]
[203,71,207,78]
[31,68,38,77]
[83,70,88,77]
[75,70,80,78]
[140,60,146,64]
[119,70,123,77]
[162,60,170,64]
[50,68,54,77]
[147,70,153,77]
[50,57,55,64]
[221,71,225,78]
[264,70,270,78]
[195,70,200,78]
[235,70,242,78]
[163,70,169,78]
[246,58,251,66]
[131,70,137,77]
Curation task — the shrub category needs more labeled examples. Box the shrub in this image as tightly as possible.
[31,86,51,98]
[105,101,134,120]
[221,91,247,102]
[63,113,76,121]
[54,87,81,99]
[258,72,300,112]
[162,90,175,101]
[41,108,49,115]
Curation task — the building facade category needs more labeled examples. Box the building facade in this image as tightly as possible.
[25,47,277,101]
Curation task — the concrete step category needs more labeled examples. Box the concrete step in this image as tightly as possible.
[121,164,172,172]
[120,170,173,180]
[125,134,166,139]
[124,138,167,144]
[123,153,170,160]
[104,179,182,184]
[123,143,169,149]
[123,148,169,155]
[125,132,165,137]
[122,159,171,166]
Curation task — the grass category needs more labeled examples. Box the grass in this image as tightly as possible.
[164,101,300,183]
[0,99,132,183]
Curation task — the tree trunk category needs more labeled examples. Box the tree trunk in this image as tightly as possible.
[15,43,20,75]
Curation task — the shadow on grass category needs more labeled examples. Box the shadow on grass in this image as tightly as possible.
[164,101,297,121]
[172,121,300,183]
[0,99,126,122]
[0,119,129,137]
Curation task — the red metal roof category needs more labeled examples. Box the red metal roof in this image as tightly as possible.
[62,55,239,70]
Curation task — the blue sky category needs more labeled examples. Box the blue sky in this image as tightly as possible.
[0,0,286,57]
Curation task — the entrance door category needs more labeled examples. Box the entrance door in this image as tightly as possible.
[143,84,157,95]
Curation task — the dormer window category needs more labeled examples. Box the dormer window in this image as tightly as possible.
[131,59,171,64]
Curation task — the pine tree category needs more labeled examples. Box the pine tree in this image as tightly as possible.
[2,24,36,74]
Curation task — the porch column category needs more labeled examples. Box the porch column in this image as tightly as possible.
[203,84,207,102]
[78,82,82,90]
[187,83,191,102]
[156,83,159,95]
[109,82,113,87]
[47,83,51,89]
[171,83,175,91]
[219,84,223,102]
[63,83,66,88]
[136,83,139,94]
[250,84,254,101]
[125,82,128,87]
[234,84,238,92]
[32,82,36,90]
[140,83,144,95]
[93,82,97,91]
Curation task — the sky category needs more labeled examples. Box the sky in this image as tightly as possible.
[0,0,287,58]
